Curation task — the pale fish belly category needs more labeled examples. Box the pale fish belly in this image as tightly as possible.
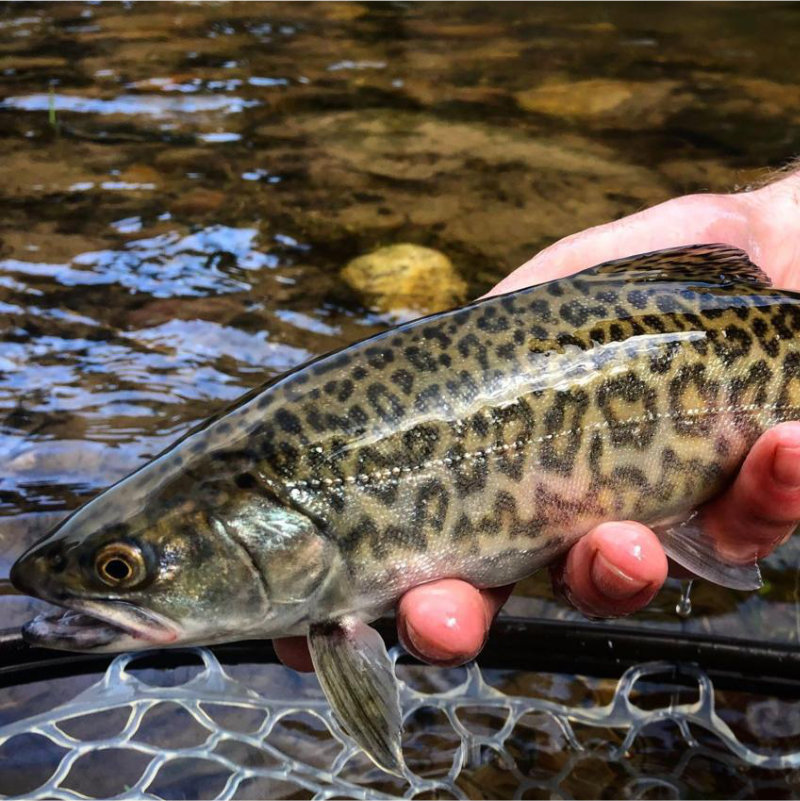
[330,339,800,606]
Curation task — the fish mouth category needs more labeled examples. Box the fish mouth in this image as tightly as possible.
[22,599,179,652]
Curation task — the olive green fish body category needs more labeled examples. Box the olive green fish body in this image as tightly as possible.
[13,244,800,776]
[185,245,799,611]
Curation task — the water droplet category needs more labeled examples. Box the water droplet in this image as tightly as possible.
[676,580,694,618]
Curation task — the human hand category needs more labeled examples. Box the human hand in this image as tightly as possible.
[275,166,800,672]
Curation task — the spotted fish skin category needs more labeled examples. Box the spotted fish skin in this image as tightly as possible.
[132,244,800,613]
[12,244,800,776]
[13,244,800,635]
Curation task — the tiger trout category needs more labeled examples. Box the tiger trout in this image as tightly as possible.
[10,244,800,775]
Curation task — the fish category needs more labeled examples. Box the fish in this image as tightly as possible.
[10,244,800,776]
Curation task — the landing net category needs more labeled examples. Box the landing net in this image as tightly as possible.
[1,647,799,799]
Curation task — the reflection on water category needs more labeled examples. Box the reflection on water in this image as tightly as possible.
[0,92,261,116]
[1,1,799,797]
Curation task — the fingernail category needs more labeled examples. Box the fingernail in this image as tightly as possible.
[591,551,650,601]
[772,445,800,488]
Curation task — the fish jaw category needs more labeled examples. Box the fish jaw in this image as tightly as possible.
[21,598,180,652]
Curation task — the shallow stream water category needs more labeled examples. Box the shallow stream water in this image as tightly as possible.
[1,2,800,798]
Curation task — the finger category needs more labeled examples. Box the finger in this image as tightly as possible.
[273,636,315,673]
[397,579,513,666]
[552,522,668,619]
[702,421,800,562]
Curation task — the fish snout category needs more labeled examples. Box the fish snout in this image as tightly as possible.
[10,552,35,596]
[10,545,66,600]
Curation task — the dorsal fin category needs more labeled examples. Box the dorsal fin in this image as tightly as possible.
[584,244,771,287]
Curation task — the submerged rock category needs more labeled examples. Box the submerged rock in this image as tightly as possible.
[515,79,691,128]
[517,78,636,117]
[341,243,466,315]
[170,187,225,217]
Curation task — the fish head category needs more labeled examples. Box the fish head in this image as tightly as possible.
[11,449,339,652]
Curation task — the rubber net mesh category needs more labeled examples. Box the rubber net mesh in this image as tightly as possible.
[2,647,800,800]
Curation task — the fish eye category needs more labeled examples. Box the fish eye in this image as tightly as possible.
[94,543,147,588]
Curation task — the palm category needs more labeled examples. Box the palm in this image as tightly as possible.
[492,180,798,298]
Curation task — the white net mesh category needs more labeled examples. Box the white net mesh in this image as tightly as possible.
[2,646,800,799]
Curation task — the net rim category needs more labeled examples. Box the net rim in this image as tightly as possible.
[2,616,800,698]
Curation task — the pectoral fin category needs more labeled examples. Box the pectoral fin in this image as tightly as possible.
[308,617,405,777]
[654,515,762,591]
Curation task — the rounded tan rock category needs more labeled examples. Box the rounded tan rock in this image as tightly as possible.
[341,243,466,315]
